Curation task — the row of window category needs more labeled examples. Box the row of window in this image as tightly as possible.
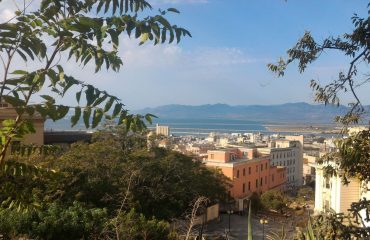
[240,174,283,193]
[241,176,269,193]
[236,162,269,178]
[271,159,295,167]
[272,151,295,160]
[287,175,295,182]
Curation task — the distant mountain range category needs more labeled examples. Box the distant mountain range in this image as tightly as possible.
[136,102,370,124]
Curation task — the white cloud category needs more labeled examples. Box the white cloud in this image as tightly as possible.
[119,37,253,69]
[0,8,15,22]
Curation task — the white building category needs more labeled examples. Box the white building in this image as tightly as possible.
[303,153,317,184]
[314,127,370,226]
[156,124,170,136]
[258,135,304,187]
[314,162,361,214]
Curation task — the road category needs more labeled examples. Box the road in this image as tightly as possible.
[203,213,298,240]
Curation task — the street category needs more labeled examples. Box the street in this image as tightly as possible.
[203,213,299,239]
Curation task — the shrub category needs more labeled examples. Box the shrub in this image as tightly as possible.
[260,190,287,212]
[0,202,108,240]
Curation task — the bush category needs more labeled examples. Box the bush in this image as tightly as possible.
[297,187,314,201]
[0,202,108,240]
[260,190,287,212]
[116,209,173,240]
[250,192,264,211]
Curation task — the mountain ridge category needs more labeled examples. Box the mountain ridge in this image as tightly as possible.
[135,102,369,124]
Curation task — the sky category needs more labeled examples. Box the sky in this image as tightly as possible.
[1,0,369,110]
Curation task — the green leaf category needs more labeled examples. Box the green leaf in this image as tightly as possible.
[83,107,91,128]
[71,107,81,127]
[11,70,28,75]
[85,85,95,106]
[112,103,122,117]
[104,97,115,112]
[57,105,69,119]
[40,95,55,103]
[76,90,82,103]
[2,96,25,107]
[167,8,180,14]
[92,109,103,128]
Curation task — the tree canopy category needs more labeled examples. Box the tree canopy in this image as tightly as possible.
[0,0,190,168]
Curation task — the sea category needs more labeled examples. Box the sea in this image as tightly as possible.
[45,117,340,138]
[149,118,267,136]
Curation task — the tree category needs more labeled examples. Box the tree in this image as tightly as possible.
[5,127,229,220]
[260,190,287,212]
[269,2,370,238]
[0,0,190,169]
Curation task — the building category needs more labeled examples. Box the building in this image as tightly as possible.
[0,102,44,149]
[258,135,304,187]
[156,124,170,136]
[303,153,317,184]
[204,148,286,211]
[314,128,370,226]
[186,143,215,155]
[314,162,362,214]
[44,130,92,149]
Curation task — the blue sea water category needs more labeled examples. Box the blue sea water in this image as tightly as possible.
[45,117,339,137]
[149,118,268,135]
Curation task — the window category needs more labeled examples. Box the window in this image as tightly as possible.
[261,164,263,171]
[210,154,214,159]
[256,166,258,172]
[272,174,275,182]
[265,163,267,169]
[237,170,239,178]
[260,178,263,186]
[249,167,251,174]
[256,179,258,188]
[243,183,245,193]
[265,176,267,184]
[243,168,246,176]
[248,181,251,190]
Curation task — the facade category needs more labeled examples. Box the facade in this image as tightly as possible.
[314,128,370,226]
[186,143,215,155]
[303,153,317,184]
[258,135,304,187]
[315,163,361,214]
[155,124,170,136]
[0,102,44,148]
[204,148,286,210]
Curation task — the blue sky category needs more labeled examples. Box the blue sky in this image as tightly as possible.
[1,0,369,109]
[115,0,369,109]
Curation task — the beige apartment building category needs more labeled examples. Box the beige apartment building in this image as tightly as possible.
[314,127,370,226]
[155,124,170,136]
[314,162,362,214]
[0,102,44,148]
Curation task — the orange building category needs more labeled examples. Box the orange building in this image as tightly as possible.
[205,148,286,205]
